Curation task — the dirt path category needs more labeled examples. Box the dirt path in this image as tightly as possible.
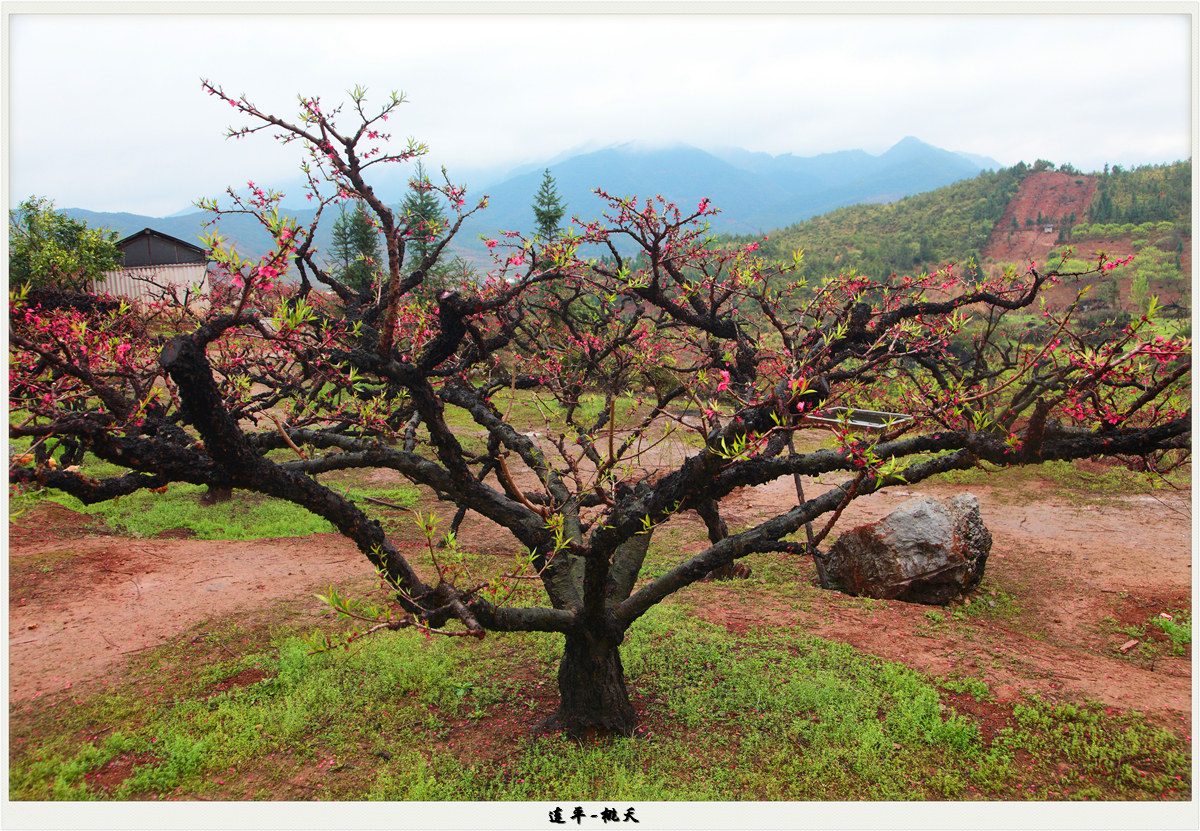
[8,509,378,700]
[7,472,1193,736]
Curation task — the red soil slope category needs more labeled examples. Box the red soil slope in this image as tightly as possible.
[982,171,1097,265]
[979,171,1190,313]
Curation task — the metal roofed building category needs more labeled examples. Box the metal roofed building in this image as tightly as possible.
[100,228,211,313]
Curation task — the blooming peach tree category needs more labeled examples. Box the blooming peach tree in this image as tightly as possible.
[9,85,1190,737]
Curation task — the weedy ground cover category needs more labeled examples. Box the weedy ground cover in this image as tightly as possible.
[1113,612,1194,661]
[9,601,1189,802]
[1150,615,1192,654]
[930,458,1188,504]
[8,441,419,541]
[8,390,1190,802]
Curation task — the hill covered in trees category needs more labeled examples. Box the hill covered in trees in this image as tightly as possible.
[1085,160,1192,227]
[730,163,1034,284]
[734,160,1191,308]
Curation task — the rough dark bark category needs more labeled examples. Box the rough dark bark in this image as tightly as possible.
[201,486,233,505]
[540,627,637,738]
[157,333,439,616]
[696,498,751,581]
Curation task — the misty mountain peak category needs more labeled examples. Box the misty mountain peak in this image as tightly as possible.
[65,137,999,265]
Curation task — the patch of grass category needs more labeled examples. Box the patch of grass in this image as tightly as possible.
[10,615,491,800]
[10,448,419,540]
[955,582,1021,621]
[25,484,337,540]
[935,458,1188,502]
[1000,698,1190,799]
[1110,611,1193,661]
[745,552,810,586]
[623,607,985,801]
[9,686,148,800]
[349,486,421,521]
[481,388,615,434]
[9,602,1190,802]
[636,526,705,582]
[1149,614,1191,655]
[941,674,992,702]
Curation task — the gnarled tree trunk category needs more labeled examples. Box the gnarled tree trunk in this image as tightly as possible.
[540,627,637,738]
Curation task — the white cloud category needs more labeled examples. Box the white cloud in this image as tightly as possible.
[7,11,1190,215]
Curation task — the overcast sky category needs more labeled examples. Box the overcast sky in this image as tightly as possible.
[6,9,1193,217]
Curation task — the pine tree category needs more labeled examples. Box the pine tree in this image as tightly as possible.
[327,201,381,291]
[532,168,566,239]
[1102,278,1120,307]
[400,162,446,270]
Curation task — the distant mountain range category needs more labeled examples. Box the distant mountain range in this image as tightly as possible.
[64,137,1003,266]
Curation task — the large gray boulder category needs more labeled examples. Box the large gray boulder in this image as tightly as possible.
[825,494,991,605]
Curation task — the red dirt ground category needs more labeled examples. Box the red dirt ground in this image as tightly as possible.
[8,463,1192,743]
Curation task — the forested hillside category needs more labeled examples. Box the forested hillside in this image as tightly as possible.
[735,161,1191,305]
[1052,161,1193,317]
[730,163,1034,283]
[1084,160,1192,228]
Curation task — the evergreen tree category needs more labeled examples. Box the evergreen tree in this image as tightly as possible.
[399,162,466,300]
[327,201,381,291]
[1101,278,1120,307]
[532,168,567,239]
[1131,273,1152,315]
[400,162,447,270]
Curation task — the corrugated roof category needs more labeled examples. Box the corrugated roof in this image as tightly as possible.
[116,228,207,256]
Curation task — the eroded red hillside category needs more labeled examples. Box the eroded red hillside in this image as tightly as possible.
[978,170,1190,313]
[982,171,1097,264]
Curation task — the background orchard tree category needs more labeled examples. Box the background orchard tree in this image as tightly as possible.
[8,196,121,293]
[399,161,447,268]
[9,84,1191,738]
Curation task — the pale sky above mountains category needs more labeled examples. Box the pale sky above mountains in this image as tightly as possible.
[6,10,1192,217]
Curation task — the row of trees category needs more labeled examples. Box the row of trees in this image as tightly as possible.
[1029,159,1083,176]
[1070,220,1180,242]
[1087,160,1192,227]
[9,83,1190,737]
